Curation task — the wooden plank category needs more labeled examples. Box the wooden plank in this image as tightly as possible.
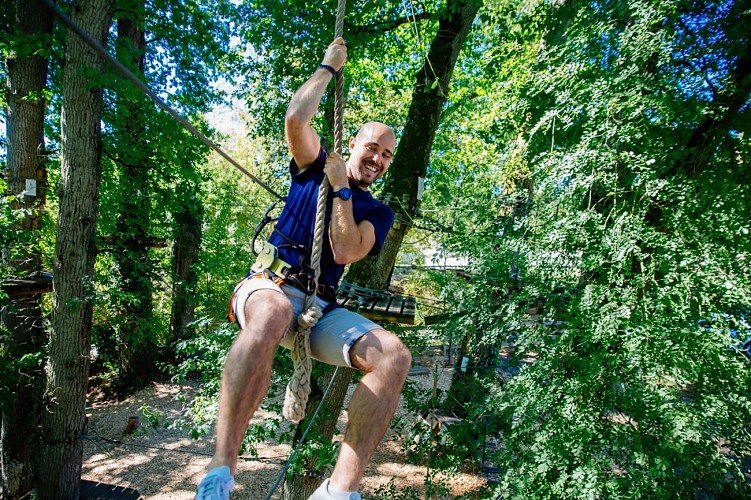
[1,272,53,297]
[335,287,416,325]
[369,296,394,316]
[80,479,142,499]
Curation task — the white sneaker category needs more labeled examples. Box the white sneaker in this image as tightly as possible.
[195,465,234,500]
[309,478,361,500]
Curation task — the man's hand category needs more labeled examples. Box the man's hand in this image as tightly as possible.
[286,38,347,171]
[325,152,348,190]
[322,37,347,73]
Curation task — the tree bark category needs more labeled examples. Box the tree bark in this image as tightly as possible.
[1,0,52,495]
[283,1,482,498]
[169,189,203,342]
[37,0,114,496]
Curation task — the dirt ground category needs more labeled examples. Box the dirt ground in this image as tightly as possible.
[81,356,488,499]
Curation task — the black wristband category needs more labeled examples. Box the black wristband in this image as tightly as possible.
[318,64,340,78]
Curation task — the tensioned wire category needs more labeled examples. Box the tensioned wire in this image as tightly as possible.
[40,0,285,203]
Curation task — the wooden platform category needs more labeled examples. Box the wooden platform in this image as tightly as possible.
[336,281,416,325]
[1,272,53,297]
[80,479,142,499]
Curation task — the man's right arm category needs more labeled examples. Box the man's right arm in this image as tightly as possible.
[285,38,347,172]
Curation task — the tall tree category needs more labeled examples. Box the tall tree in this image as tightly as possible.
[109,0,155,382]
[346,0,482,288]
[0,0,52,495]
[37,0,114,496]
[284,1,482,497]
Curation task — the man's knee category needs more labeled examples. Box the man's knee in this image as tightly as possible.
[242,289,292,344]
[388,336,412,380]
[353,329,411,378]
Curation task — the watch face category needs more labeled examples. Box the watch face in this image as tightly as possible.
[336,188,352,200]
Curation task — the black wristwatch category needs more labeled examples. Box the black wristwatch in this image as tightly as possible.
[332,187,352,200]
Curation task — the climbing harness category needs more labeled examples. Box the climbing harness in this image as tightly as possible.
[226,243,339,324]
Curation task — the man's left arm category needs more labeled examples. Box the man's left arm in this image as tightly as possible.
[325,153,378,265]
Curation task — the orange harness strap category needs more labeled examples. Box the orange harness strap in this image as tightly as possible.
[227,271,285,324]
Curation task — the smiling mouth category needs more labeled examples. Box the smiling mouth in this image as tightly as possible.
[363,162,379,174]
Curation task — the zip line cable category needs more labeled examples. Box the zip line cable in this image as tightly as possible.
[40,0,285,202]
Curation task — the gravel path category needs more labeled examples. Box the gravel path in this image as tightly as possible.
[82,355,487,499]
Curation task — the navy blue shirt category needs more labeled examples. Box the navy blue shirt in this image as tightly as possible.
[268,149,394,287]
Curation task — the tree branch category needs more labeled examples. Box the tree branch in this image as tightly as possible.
[351,12,432,36]
[662,36,751,180]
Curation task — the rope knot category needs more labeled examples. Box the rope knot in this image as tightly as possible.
[297,305,322,330]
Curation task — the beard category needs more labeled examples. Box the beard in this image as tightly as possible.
[350,160,381,188]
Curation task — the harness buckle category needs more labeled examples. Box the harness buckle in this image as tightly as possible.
[283,264,317,296]
[251,241,291,276]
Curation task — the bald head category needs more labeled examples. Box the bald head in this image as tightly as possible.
[346,122,396,189]
[356,122,396,153]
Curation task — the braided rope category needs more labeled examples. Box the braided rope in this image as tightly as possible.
[333,0,345,155]
[282,176,329,422]
[283,0,347,423]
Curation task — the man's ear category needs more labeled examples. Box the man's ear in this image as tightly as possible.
[348,136,356,149]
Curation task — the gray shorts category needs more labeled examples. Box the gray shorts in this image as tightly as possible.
[231,275,383,367]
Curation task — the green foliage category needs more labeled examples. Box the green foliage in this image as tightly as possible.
[4,0,749,496]
[416,0,751,497]
[168,316,292,449]
[286,427,339,476]
[87,0,249,384]
[236,0,440,147]
[0,179,47,406]
[373,478,421,500]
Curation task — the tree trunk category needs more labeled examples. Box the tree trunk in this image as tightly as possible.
[36,0,113,496]
[283,1,482,497]
[1,0,52,495]
[169,189,203,342]
[112,4,155,382]
[281,366,353,500]
[346,0,482,289]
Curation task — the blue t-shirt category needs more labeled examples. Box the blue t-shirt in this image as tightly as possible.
[268,148,395,287]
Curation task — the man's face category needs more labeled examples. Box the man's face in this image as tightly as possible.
[346,122,396,189]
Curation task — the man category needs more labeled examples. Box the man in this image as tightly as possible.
[195,37,412,500]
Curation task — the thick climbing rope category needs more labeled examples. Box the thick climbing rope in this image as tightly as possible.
[283,0,347,423]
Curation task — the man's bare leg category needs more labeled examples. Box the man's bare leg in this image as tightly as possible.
[328,328,412,491]
[207,289,292,475]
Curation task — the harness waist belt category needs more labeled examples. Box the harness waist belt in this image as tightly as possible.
[251,241,338,301]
